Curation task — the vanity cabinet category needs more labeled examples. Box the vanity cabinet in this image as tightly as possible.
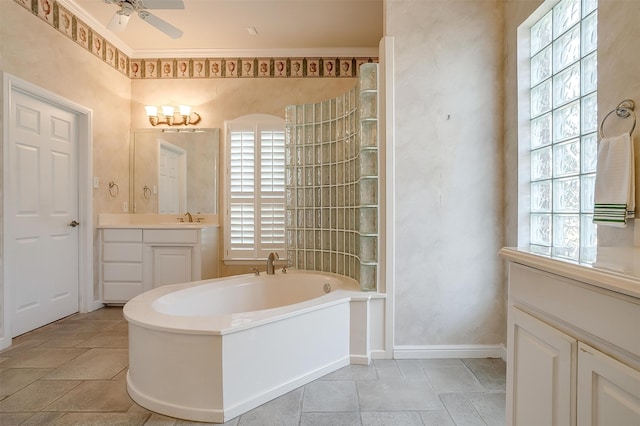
[508,306,575,425]
[100,226,218,304]
[101,229,144,302]
[143,229,199,289]
[577,342,640,425]
[505,260,640,426]
[150,246,193,287]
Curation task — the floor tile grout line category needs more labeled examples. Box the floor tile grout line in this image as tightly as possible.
[462,358,507,393]
[34,379,85,413]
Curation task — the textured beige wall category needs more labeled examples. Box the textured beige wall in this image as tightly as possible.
[386,0,505,346]
[503,0,640,248]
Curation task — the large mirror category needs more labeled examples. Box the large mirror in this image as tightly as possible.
[130,128,219,215]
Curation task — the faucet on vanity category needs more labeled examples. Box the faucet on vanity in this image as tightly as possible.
[184,212,193,222]
[266,252,279,275]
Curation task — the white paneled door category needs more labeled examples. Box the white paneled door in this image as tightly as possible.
[7,88,79,336]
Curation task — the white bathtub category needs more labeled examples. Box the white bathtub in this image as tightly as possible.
[123,269,385,423]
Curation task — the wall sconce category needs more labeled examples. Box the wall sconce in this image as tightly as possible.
[145,105,201,126]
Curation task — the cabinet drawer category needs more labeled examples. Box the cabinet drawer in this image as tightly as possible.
[103,282,143,302]
[103,243,142,262]
[144,229,198,244]
[509,263,640,356]
[103,229,143,242]
[103,262,143,282]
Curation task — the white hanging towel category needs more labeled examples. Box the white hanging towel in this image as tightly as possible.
[593,133,635,227]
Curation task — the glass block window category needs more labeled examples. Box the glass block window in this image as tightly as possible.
[529,0,597,260]
[225,115,286,260]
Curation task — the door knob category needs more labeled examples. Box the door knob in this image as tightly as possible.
[69,220,80,227]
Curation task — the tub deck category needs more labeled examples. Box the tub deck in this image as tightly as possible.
[124,270,385,423]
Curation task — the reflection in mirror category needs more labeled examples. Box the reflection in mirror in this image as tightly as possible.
[130,128,219,214]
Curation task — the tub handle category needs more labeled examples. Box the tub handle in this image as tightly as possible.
[251,268,260,276]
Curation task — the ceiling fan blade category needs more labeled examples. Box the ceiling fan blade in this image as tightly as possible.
[138,11,183,39]
[139,0,184,10]
[107,10,131,32]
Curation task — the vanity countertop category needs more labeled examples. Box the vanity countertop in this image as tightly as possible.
[500,246,640,299]
[98,223,219,229]
[97,213,220,229]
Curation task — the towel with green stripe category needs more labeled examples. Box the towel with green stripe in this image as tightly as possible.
[593,133,635,227]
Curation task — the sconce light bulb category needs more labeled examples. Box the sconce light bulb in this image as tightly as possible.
[179,105,191,116]
[161,105,175,117]
[144,105,158,117]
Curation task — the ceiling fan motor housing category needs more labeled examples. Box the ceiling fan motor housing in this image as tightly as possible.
[106,0,184,39]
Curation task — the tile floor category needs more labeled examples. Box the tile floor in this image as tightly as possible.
[0,307,506,425]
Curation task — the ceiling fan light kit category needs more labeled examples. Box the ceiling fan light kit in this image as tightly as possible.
[105,0,184,39]
[107,8,132,32]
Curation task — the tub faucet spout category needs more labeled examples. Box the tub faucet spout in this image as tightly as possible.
[267,252,279,275]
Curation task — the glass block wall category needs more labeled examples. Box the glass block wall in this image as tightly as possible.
[528,0,598,261]
[284,63,379,290]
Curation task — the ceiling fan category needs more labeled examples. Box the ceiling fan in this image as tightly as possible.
[104,0,184,39]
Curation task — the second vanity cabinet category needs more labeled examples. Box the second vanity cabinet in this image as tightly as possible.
[101,226,218,303]
[503,254,640,426]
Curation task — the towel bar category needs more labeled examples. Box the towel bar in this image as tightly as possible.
[599,99,636,139]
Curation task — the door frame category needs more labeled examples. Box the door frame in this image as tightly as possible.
[1,72,95,350]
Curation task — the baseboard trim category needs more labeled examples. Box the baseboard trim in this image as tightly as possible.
[394,344,504,359]
[0,335,11,351]
[350,354,371,365]
[88,301,105,313]
[370,349,388,360]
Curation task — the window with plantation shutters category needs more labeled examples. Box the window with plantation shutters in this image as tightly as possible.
[225,115,286,260]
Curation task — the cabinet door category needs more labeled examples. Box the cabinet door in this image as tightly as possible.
[577,342,640,425]
[152,247,192,287]
[507,306,577,426]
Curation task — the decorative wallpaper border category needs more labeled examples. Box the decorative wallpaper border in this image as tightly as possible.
[15,0,378,79]
[130,57,376,79]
